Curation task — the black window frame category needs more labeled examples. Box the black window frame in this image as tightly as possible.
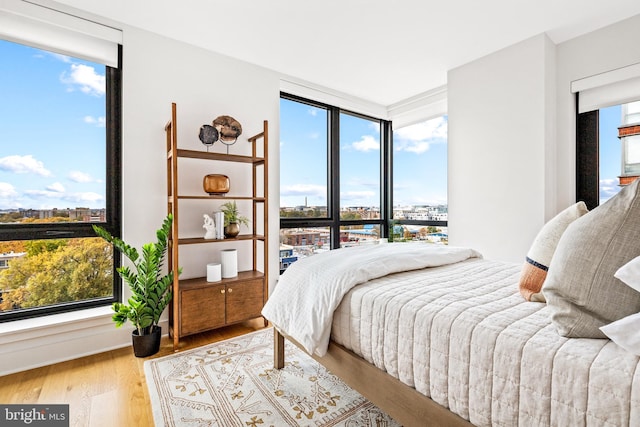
[0,44,123,322]
[279,93,447,252]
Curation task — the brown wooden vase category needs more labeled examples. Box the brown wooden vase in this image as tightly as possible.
[203,174,230,195]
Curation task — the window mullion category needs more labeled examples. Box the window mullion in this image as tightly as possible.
[381,120,393,238]
[329,108,341,249]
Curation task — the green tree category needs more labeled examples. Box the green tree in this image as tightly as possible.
[0,238,112,311]
[341,212,362,220]
[25,239,67,256]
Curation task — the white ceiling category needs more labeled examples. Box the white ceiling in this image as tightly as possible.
[52,0,640,107]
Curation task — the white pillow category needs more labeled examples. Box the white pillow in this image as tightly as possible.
[600,312,640,356]
[600,256,640,355]
[615,255,640,293]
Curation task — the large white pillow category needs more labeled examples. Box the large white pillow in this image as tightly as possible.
[615,255,640,293]
[600,313,640,356]
[600,256,640,355]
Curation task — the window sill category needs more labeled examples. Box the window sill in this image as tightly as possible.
[0,306,115,344]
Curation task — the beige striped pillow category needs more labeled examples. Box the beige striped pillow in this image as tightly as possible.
[518,201,588,302]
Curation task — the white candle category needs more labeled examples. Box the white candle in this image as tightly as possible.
[206,263,221,282]
[220,249,238,278]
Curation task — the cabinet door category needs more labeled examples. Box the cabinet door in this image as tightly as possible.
[180,284,226,335]
[226,279,264,324]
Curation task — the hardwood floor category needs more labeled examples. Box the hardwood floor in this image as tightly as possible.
[0,319,268,427]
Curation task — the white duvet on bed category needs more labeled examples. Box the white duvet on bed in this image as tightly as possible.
[330,258,640,427]
[262,243,481,356]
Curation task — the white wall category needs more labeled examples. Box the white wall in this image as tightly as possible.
[447,34,556,262]
[555,13,640,209]
[1,23,282,375]
[447,13,640,263]
[4,3,640,376]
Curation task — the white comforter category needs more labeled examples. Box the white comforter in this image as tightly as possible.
[262,243,481,356]
[331,258,640,427]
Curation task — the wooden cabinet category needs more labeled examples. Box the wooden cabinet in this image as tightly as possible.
[165,103,269,350]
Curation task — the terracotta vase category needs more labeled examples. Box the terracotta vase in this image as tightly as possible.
[224,222,240,238]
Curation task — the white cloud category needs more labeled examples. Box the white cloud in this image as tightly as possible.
[340,190,376,201]
[68,171,94,183]
[84,116,106,127]
[49,52,72,63]
[0,182,18,198]
[397,141,430,154]
[308,108,318,117]
[0,155,51,177]
[394,116,447,154]
[61,64,105,96]
[280,184,326,198]
[351,135,379,152]
[0,183,22,209]
[396,117,447,140]
[599,178,621,203]
[67,192,103,204]
[47,182,65,193]
[25,189,103,205]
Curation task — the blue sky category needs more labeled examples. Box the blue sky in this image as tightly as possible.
[1,39,625,212]
[599,104,623,203]
[281,96,627,209]
[279,98,448,208]
[0,40,106,211]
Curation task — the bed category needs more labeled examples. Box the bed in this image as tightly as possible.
[263,180,640,427]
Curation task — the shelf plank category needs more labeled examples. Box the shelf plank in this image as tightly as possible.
[177,234,266,245]
[176,148,264,164]
[176,196,266,201]
[178,270,265,290]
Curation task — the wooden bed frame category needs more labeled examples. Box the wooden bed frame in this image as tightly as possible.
[274,329,473,427]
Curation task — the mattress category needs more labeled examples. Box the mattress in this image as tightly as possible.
[330,258,640,427]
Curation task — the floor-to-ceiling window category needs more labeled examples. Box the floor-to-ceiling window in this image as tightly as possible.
[279,93,448,272]
[392,116,448,243]
[0,13,122,321]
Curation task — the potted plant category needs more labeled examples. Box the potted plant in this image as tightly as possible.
[220,201,249,238]
[93,214,180,357]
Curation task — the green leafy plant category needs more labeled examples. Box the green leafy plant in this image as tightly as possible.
[93,214,180,335]
[220,201,249,227]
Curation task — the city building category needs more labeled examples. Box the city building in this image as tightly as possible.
[617,101,640,185]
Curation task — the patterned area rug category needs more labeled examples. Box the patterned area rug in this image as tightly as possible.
[144,328,400,427]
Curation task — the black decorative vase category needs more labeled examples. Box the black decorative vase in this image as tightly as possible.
[131,326,161,357]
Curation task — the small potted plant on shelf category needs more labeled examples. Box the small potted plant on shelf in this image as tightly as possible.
[93,214,181,358]
[220,201,249,238]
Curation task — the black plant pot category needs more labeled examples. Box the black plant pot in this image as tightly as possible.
[131,326,161,357]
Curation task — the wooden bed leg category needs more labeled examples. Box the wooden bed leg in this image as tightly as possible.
[274,329,285,369]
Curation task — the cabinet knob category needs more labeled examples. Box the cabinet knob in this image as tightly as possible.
[220,289,225,294]
[228,288,233,293]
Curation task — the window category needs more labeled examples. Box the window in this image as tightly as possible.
[578,99,640,207]
[339,112,381,218]
[279,94,448,270]
[0,21,121,321]
[573,63,640,208]
[279,97,328,217]
[392,117,448,243]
